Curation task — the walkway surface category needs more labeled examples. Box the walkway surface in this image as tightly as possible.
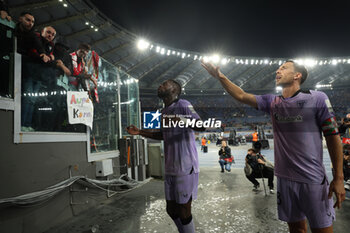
[45,142,350,233]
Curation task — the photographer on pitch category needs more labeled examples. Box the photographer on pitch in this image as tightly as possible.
[218,140,234,173]
[245,141,274,194]
[339,113,350,136]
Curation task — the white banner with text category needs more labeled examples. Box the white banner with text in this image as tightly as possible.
[67,91,94,129]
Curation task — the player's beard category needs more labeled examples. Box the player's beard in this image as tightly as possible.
[157,89,170,98]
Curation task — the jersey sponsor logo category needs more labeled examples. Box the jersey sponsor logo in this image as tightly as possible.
[143,110,161,129]
[274,113,303,123]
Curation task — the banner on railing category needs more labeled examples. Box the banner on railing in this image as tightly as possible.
[67,91,94,129]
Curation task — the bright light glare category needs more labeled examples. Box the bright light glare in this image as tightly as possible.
[137,39,150,50]
[304,59,316,67]
[221,58,228,65]
[316,84,332,88]
[211,54,220,63]
[276,86,282,91]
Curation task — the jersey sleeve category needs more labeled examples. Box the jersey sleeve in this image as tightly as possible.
[182,100,200,120]
[315,91,339,136]
[255,94,275,114]
[315,91,335,124]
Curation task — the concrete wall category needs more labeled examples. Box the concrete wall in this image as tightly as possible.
[0,110,120,233]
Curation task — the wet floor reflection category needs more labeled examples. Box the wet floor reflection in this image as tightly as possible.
[193,169,288,233]
[44,165,349,232]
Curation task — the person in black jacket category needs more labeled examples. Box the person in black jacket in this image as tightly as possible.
[218,140,234,172]
[245,148,274,193]
[14,12,36,54]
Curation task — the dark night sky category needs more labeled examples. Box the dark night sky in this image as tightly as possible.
[91,0,350,58]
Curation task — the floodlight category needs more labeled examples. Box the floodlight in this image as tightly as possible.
[221,58,228,65]
[304,59,316,67]
[137,39,150,50]
[211,54,220,63]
